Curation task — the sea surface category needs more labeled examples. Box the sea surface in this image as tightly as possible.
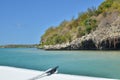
[0,48,120,79]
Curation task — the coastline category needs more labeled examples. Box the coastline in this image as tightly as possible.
[42,16,120,50]
[0,66,114,80]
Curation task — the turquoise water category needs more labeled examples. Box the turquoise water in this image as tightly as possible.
[0,48,120,79]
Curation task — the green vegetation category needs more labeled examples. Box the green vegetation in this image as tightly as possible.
[97,0,120,14]
[0,44,37,48]
[40,0,120,46]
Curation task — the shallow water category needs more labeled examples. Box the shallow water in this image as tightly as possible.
[0,48,120,79]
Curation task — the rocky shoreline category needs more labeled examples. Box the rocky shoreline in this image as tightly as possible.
[43,12,120,50]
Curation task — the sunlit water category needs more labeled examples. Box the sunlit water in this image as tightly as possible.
[0,48,120,79]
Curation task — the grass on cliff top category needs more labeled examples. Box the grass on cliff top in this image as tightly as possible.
[40,0,120,46]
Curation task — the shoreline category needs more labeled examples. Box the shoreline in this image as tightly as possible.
[0,66,114,80]
[41,14,120,50]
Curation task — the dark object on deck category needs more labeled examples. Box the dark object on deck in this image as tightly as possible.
[29,66,59,80]
[46,66,59,75]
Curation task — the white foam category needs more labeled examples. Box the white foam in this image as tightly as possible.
[0,66,114,80]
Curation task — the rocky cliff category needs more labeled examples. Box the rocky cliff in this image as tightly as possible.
[43,12,120,50]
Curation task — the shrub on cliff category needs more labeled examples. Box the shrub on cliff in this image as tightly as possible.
[40,0,120,46]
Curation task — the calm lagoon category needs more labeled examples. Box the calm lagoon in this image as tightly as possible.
[0,48,120,79]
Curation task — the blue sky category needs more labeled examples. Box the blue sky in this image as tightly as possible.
[0,0,104,45]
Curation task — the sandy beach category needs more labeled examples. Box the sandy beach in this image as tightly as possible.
[0,66,115,80]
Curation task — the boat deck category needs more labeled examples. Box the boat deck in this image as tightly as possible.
[0,66,114,80]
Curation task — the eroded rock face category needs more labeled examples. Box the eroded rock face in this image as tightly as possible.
[93,12,120,50]
[44,12,120,50]
[98,37,120,50]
